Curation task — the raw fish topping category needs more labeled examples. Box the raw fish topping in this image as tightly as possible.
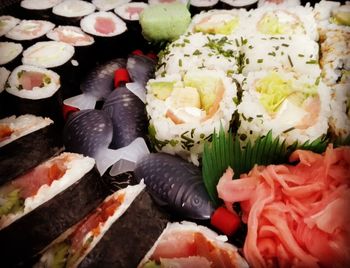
[217,145,350,267]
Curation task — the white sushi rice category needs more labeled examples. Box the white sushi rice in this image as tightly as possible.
[138,221,249,268]
[220,0,258,7]
[6,65,60,100]
[80,11,127,37]
[188,9,249,36]
[156,32,241,77]
[0,114,53,148]
[149,0,189,5]
[20,0,63,10]
[147,69,237,165]
[258,0,300,8]
[320,29,350,85]
[329,82,350,140]
[241,34,321,77]
[114,2,148,21]
[237,70,331,145]
[22,41,75,68]
[0,42,23,65]
[46,26,95,46]
[92,0,131,11]
[52,0,96,18]
[0,67,10,93]
[0,153,95,230]
[5,20,55,41]
[0,16,20,37]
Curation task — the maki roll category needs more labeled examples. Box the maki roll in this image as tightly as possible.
[6,65,60,99]
[220,0,258,9]
[237,70,331,145]
[22,41,75,68]
[138,221,249,267]
[5,20,55,45]
[46,26,95,47]
[36,182,145,268]
[0,42,23,69]
[52,0,96,25]
[0,114,62,185]
[189,0,219,14]
[0,153,109,266]
[80,11,127,37]
[4,65,62,122]
[20,0,63,20]
[0,16,20,37]
[146,69,237,165]
[93,0,132,11]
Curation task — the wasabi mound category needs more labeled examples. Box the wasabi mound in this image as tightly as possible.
[140,3,191,42]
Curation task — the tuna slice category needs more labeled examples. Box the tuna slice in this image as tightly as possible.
[19,71,46,90]
[94,17,115,35]
[217,145,350,267]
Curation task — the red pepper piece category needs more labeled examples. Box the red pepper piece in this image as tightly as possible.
[114,68,130,88]
[131,49,144,56]
[210,206,241,236]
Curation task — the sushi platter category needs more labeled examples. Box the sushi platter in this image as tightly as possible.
[0,0,349,267]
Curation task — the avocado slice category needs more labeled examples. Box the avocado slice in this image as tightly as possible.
[150,81,175,100]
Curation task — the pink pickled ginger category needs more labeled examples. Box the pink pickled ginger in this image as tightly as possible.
[217,145,350,267]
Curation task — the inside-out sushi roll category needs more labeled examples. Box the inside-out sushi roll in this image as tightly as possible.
[22,41,75,68]
[188,9,248,35]
[237,70,331,145]
[6,65,60,99]
[36,182,145,268]
[220,0,258,9]
[46,25,94,46]
[0,42,23,66]
[0,16,20,37]
[52,0,96,22]
[92,0,131,11]
[114,2,148,22]
[138,221,249,268]
[80,11,127,37]
[5,20,55,41]
[147,69,237,165]
[248,6,318,40]
[20,0,63,10]
[0,114,52,148]
[0,152,94,229]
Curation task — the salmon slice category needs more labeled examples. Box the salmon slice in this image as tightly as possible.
[0,125,13,142]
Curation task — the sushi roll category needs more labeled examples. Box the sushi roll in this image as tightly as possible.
[0,114,62,185]
[247,5,318,40]
[46,25,94,47]
[0,42,23,69]
[148,0,190,5]
[114,2,148,24]
[237,70,331,145]
[20,0,63,20]
[52,0,96,26]
[220,0,258,9]
[188,9,248,35]
[146,69,237,165]
[241,34,321,77]
[36,182,146,267]
[4,65,63,123]
[0,153,109,266]
[92,0,131,11]
[0,15,20,37]
[189,0,219,15]
[155,32,242,77]
[5,20,55,46]
[138,221,249,268]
